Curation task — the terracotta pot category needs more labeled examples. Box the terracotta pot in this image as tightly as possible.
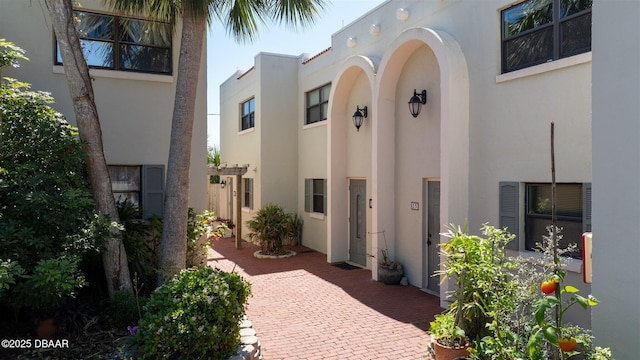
[433,339,469,360]
[36,317,60,339]
[377,263,403,285]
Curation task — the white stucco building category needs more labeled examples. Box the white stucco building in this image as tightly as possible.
[0,0,209,218]
[592,1,640,358]
[220,0,593,311]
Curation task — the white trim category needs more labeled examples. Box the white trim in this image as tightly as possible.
[309,212,325,220]
[303,120,327,130]
[506,249,583,273]
[496,52,592,83]
[238,127,256,136]
[53,65,174,83]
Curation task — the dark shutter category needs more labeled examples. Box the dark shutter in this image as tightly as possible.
[142,164,164,219]
[304,179,311,212]
[323,179,328,215]
[583,182,592,232]
[499,181,520,250]
[248,178,254,210]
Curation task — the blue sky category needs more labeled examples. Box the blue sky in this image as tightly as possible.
[205,0,387,149]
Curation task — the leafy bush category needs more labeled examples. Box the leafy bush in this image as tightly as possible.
[438,224,516,342]
[118,200,158,285]
[246,203,299,255]
[186,208,210,267]
[105,290,146,330]
[448,225,615,360]
[0,48,103,312]
[136,267,251,359]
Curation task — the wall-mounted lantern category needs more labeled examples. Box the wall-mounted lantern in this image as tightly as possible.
[352,105,368,131]
[408,89,427,118]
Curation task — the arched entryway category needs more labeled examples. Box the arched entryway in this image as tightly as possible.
[372,28,469,305]
[327,56,376,268]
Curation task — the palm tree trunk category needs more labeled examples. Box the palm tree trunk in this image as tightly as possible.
[157,6,206,283]
[44,0,132,298]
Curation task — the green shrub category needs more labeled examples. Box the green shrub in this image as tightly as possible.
[136,267,251,359]
[0,49,103,312]
[246,203,298,255]
[186,208,209,267]
[118,200,158,285]
[105,290,146,330]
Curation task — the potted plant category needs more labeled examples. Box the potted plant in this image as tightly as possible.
[376,232,404,285]
[438,224,514,343]
[429,311,469,360]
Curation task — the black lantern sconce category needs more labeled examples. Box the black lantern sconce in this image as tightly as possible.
[352,105,368,132]
[220,180,226,189]
[408,89,427,118]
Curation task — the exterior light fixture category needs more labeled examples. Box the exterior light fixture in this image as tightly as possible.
[346,37,357,48]
[396,8,409,21]
[220,180,226,189]
[352,105,368,132]
[408,89,427,118]
[370,24,381,36]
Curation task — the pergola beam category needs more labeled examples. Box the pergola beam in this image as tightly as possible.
[207,165,248,249]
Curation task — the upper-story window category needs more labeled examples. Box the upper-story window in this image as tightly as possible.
[305,83,331,125]
[241,98,255,130]
[56,10,172,75]
[501,0,592,73]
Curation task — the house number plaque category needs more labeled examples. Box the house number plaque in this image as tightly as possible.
[410,202,419,210]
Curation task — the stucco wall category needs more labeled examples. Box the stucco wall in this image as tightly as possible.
[219,0,594,326]
[592,1,640,358]
[1,0,208,213]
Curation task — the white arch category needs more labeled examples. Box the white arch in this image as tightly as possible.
[326,55,377,264]
[372,27,469,305]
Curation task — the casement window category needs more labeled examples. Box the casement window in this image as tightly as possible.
[108,165,165,219]
[241,98,255,130]
[56,10,172,74]
[501,0,592,73]
[304,179,327,214]
[499,182,591,259]
[243,178,254,209]
[305,84,331,125]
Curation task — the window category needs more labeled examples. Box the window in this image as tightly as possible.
[305,84,331,125]
[499,182,591,259]
[241,98,255,130]
[243,178,253,209]
[501,0,592,73]
[56,10,172,74]
[108,165,164,219]
[305,179,327,214]
[109,166,141,209]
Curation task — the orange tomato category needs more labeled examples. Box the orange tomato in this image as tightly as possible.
[559,337,577,352]
[540,280,557,295]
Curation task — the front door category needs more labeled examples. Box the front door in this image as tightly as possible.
[423,180,440,293]
[349,179,367,266]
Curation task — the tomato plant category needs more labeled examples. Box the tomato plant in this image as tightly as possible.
[559,337,577,352]
[540,280,557,295]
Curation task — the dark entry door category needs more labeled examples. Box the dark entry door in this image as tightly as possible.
[349,179,367,266]
[423,180,440,293]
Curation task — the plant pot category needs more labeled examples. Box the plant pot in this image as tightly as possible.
[377,263,403,285]
[433,340,469,360]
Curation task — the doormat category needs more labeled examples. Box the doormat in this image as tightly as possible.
[299,249,316,254]
[332,262,361,270]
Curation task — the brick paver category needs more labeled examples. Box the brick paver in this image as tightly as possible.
[207,238,442,360]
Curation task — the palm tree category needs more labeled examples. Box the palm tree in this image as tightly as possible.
[106,0,327,282]
[44,0,133,299]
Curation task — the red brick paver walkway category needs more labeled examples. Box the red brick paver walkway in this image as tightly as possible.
[207,238,442,360]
